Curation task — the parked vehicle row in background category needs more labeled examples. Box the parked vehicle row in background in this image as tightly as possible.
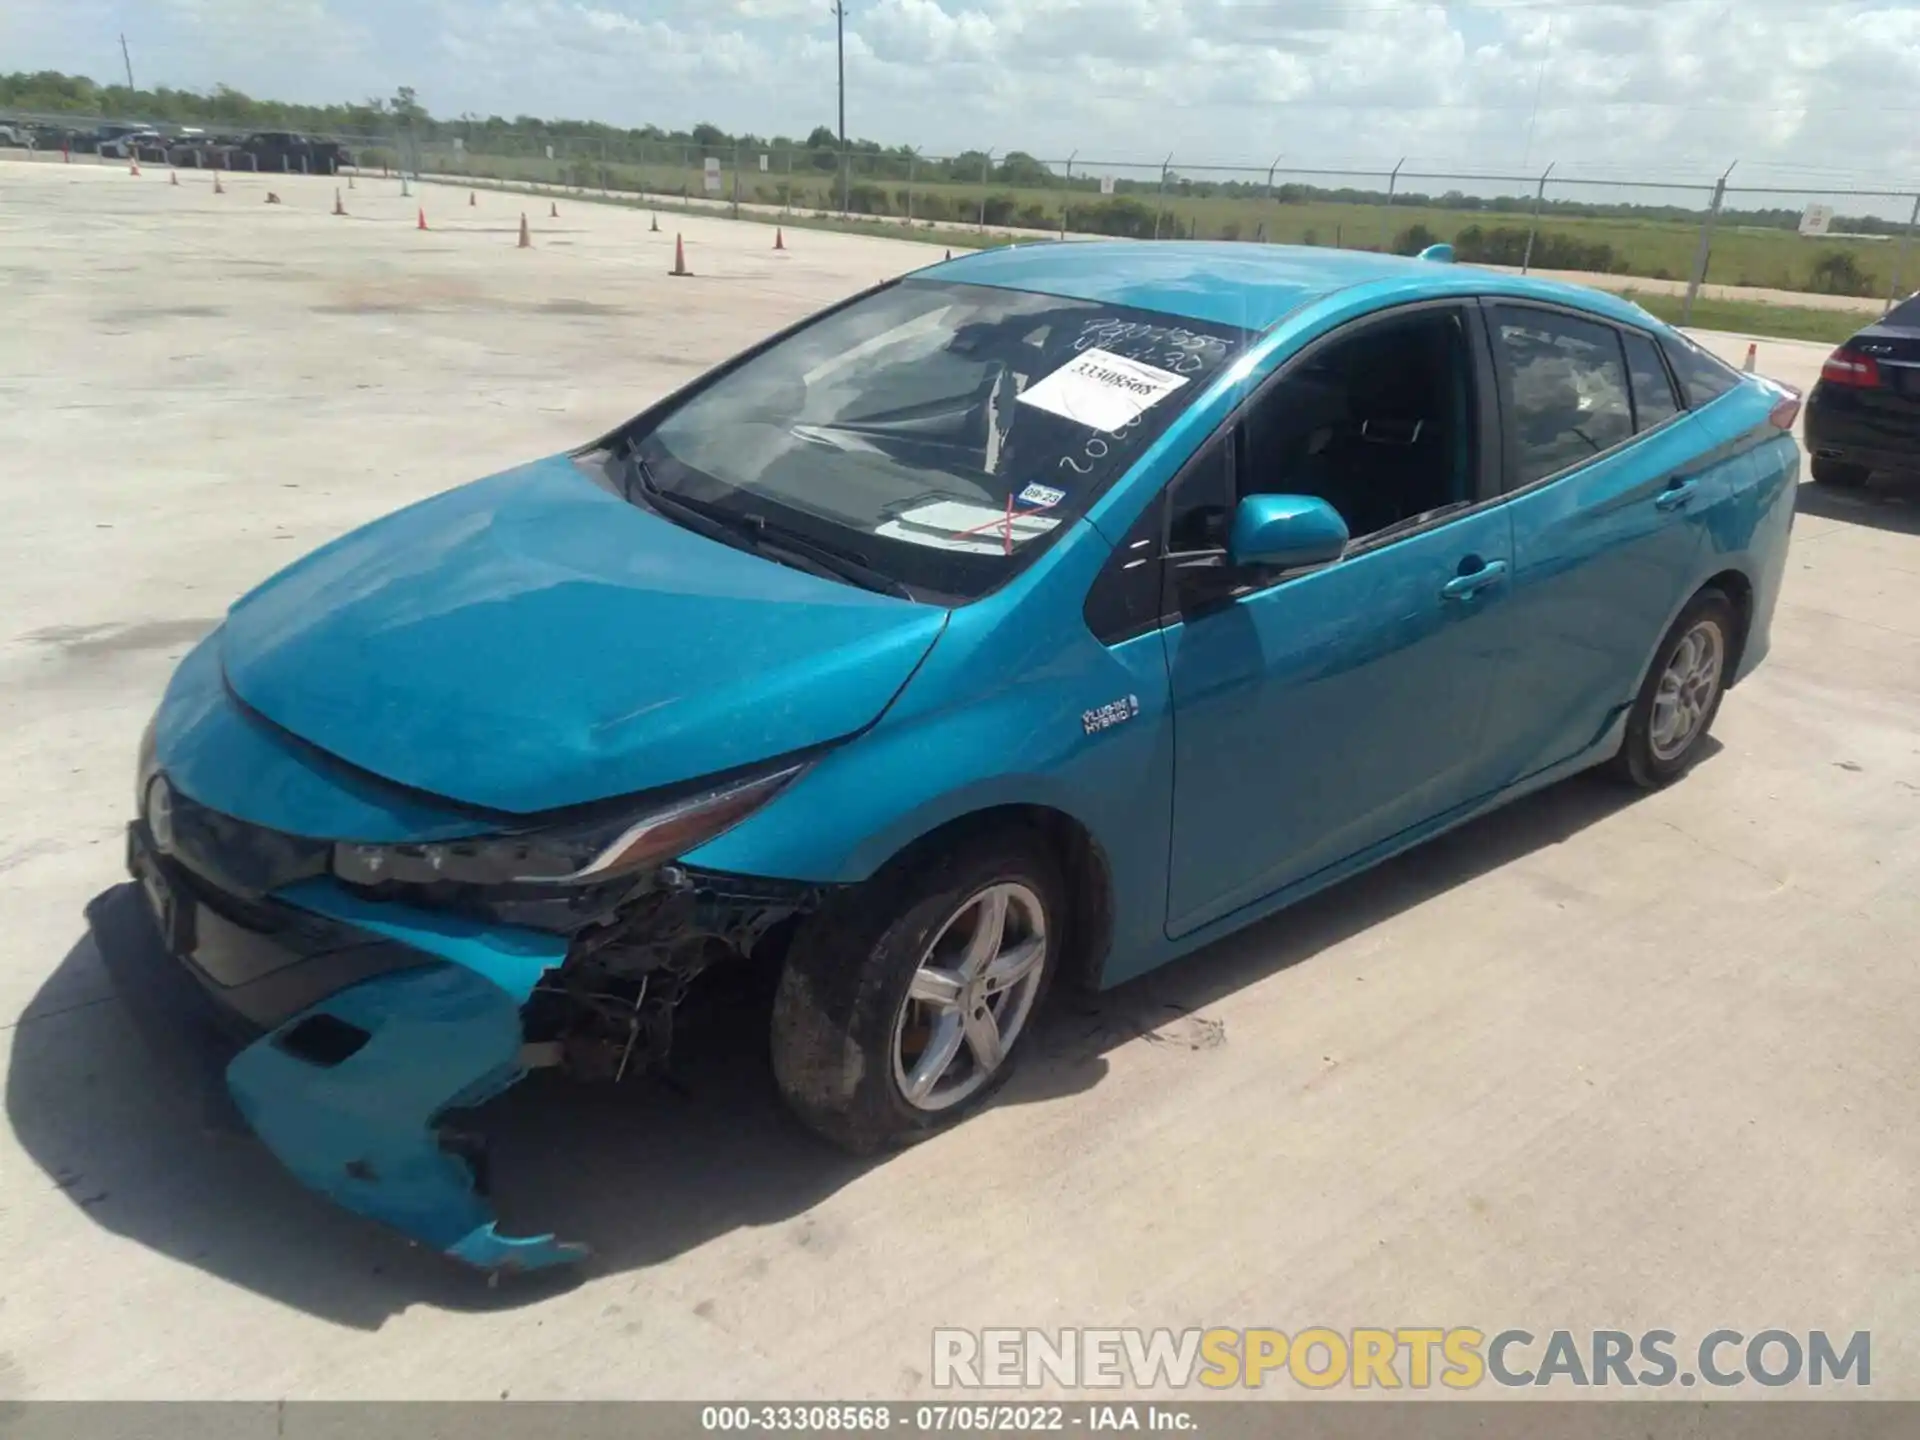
[0,118,355,172]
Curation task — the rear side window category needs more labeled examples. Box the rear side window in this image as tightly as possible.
[1621,331,1681,431]
[1659,331,1743,408]
[1885,294,1920,327]
[1491,306,1634,486]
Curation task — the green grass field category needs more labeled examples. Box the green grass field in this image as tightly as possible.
[417,144,1914,307]
[453,171,1875,347]
[1618,292,1862,345]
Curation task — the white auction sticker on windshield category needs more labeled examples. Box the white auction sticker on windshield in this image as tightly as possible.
[875,500,1061,554]
[1015,347,1189,433]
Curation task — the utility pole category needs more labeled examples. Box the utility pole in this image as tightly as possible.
[119,33,135,91]
[833,1,849,213]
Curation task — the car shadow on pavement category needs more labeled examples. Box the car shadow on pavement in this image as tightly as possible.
[1796,476,1920,534]
[8,768,1645,1330]
[1013,765,1649,1098]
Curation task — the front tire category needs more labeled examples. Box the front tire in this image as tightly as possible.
[1609,589,1736,790]
[771,827,1064,1154]
[1810,458,1869,487]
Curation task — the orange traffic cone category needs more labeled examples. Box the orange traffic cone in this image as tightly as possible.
[518,213,531,249]
[470,190,477,206]
[347,173,355,189]
[650,211,660,233]
[213,169,225,194]
[1743,342,1757,373]
[670,233,691,277]
[774,227,786,250]
[170,169,179,187]
[265,192,281,204]
[417,206,429,230]
[944,249,952,260]
[550,200,558,219]
[333,187,346,216]
[129,156,141,176]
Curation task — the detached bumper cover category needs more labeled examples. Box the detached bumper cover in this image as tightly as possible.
[226,960,587,1272]
[90,853,588,1273]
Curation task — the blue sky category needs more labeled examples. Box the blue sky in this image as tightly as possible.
[6,0,1919,193]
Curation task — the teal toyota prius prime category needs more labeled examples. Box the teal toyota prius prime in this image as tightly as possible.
[93,240,1800,1272]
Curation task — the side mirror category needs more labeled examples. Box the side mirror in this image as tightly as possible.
[1227,494,1349,569]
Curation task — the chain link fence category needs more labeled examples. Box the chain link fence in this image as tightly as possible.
[7,107,1918,313]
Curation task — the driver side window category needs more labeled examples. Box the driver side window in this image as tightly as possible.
[1165,305,1481,562]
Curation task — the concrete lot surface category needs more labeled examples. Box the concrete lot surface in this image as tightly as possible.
[2,160,1918,1400]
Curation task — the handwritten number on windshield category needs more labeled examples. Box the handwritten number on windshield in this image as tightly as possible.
[1072,319,1234,376]
[1059,415,1137,476]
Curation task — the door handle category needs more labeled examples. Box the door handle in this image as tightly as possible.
[1441,559,1509,600]
[1655,479,1699,511]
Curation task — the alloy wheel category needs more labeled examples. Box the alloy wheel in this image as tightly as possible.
[891,882,1049,1112]
[1649,618,1725,762]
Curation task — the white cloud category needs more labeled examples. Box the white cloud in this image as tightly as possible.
[6,0,1919,194]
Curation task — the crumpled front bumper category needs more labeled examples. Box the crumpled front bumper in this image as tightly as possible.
[88,853,590,1274]
[226,958,586,1272]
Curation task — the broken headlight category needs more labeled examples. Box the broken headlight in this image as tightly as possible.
[331,761,807,890]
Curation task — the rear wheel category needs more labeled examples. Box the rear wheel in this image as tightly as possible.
[1609,589,1736,790]
[1810,458,1870,487]
[771,827,1063,1154]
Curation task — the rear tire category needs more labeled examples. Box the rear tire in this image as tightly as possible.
[771,826,1064,1155]
[1609,589,1737,790]
[1810,458,1870,487]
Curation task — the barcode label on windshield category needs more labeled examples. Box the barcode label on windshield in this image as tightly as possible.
[1015,347,1189,433]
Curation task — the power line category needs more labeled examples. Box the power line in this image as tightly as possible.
[1519,12,1552,168]
[833,0,848,212]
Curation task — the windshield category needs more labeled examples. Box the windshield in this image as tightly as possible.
[629,278,1250,601]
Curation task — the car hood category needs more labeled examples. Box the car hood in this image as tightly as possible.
[220,455,947,815]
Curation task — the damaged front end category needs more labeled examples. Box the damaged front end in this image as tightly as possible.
[228,955,585,1272]
[98,771,827,1275]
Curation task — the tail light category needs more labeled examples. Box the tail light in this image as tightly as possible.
[1821,349,1881,388]
[1769,391,1802,430]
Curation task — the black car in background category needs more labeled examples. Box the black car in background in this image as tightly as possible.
[168,131,250,168]
[238,131,355,173]
[1805,293,1920,486]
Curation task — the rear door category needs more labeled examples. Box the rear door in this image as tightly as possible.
[1475,303,1716,789]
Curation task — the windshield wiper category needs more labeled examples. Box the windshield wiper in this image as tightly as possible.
[622,447,920,602]
[619,447,657,504]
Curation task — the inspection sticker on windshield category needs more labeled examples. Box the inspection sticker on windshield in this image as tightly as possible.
[1018,482,1067,508]
[1015,348,1188,433]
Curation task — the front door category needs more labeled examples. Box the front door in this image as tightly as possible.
[1161,301,1513,939]
[1164,508,1514,937]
